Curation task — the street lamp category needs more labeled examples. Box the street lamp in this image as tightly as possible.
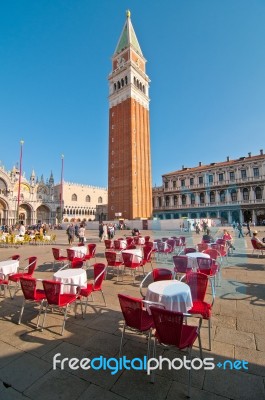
[60,154,64,223]
[17,140,24,223]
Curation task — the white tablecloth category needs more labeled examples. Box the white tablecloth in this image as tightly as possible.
[69,246,87,257]
[118,240,127,249]
[121,249,142,263]
[0,259,19,277]
[187,252,210,271]
[138,237,145,245]
[53,268,87,294]
[145,280,193,313]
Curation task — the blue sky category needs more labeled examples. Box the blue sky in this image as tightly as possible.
[0,0,264,187]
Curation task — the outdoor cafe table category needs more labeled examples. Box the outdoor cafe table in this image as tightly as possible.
[70,246,87,258]
[53,268,87,294]
[121,248,142,263]
[186,252,210,271]
[145,280,193,313]
[0,259,19,277]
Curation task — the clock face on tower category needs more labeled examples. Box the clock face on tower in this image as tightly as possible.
[117,56,125,68]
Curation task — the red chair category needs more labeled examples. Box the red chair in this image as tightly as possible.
[122,252,145,284]
[125,237,134,247]
[104,239,113,250]
[141,245,153,270]
[52,248,68,270]
[113,240,123,251]
[0,275,9,297]
[9,254,20,261]
[9,256,37,298]
[126,244,136,250]
[118,293,154,357]
[71,260,84,269]
[174,238,184,254]
[66,249,84,267]
[156,241,172,261]
[133,236,141,245]
[166,239,176,254]
[172,255,191,279]
[197,243,209,252]
[184,247,197,255]
[149,306,202,397]
[180,236,186,247]
[42,280,78,335]
[211,244,227,265]
[196,257,219,290]
[105,251,123,281]
[144,236,150,243]
[79,263,107,317]
[140,268,173,297]
[18,277,46,326]
[251,239,264,257]
[83,244,97,267]
[184,272,214,351]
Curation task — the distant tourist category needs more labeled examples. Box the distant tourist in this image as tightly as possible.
[245,222,251,236]
[19,221,25,237]
[78,224,86,245]
[66,223,75,245]
[223,229,235,251]
[237,222,244,238]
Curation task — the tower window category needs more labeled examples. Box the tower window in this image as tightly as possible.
[114,83,116,91]
[125,76,128,84]
[121,78,124,87]
[117,81,121,89]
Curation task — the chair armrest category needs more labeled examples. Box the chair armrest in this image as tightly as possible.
[58,262,70,271]
[143,300,166,309]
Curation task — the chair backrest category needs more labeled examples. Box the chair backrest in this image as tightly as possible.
[150,306,184,347]
[122,252,137,268]
[172,255,189,273]
[216,239,226,246]
[153,268,173,281]
[144,236,150,243]
[196,257,213,274]
[27,257,37,275]
[104,239,113,249]
[251,239,261,250]
[202,249,219,261]
[105,251,118,266]
[185,272,208,302]
[175,238,183,247]
[42,280,61,305]
[118,294,145,330]
[20,277,37,300]
[184,247,196,255]
[71,260,83,269]
[125,237,134,246]
[52,248,60,260]
[142,245,152,261]
[180,236,186,245]
[67,249,75,261]
[113,240,122,250]
[133,236,141,245]
[88,243,96,256]
[161,237,168,242]
[157,241,166,252]
[166,239,176,251]
[197,243,208,252]
[93,263,106,290]
[11,254,20,261]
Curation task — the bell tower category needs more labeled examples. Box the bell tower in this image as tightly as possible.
[108,10,152,220]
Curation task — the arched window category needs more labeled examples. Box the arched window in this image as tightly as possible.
[200,193,205,204]
[117,81,121,89]
[125,76,128,85]
[243,188,249,201]
[72,194,77,201]
[173,195,178,205]
[220,190,225,203]
[143,85,145,94]
[158,197,162,207]
[190,193,195,204]
[231,189,237,202]
[86,195,91,202]
[98,196,103,204]
[165,196,170,206]
[137,80,139,88]
[140,82,142,91]
[114,83,116,91]
[134,77,136,85]
[210,191,215,203]
[255,186,262,200]
[121,78,124,87]
[182,194,186,205]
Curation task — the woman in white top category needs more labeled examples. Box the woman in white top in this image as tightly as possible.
[19,222,26,236]
[78,224,86,245]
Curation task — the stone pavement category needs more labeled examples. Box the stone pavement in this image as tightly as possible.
[0,228,264,400]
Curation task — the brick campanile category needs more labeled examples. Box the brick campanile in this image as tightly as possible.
[108,10,152,221]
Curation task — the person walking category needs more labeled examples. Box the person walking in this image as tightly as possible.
[66,223,75,245]
[245,222,251,236]
[78,224,85,245]
[237,222,244,238]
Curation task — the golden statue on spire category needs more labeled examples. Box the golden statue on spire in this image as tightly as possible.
[126,10,131,18]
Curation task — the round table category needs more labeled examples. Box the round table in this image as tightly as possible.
[186,252,210,271]
[53,268,87,294]
[70,246,87,257]
[0,259,19,277]
[145,280,193,313]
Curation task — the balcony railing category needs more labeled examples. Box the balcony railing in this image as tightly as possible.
[154,198,265,210]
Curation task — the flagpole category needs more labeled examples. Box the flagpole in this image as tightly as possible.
[60,154,64,223]
[17,140,24,222]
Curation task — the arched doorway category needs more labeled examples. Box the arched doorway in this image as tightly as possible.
[243,210,252,223]
[0,198,7,225]
[220,211,228,224]
[18,204,32,225]
[231,210,240,223]
[36,205,50,224]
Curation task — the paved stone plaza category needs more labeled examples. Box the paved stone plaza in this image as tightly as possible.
[0,228,264,400]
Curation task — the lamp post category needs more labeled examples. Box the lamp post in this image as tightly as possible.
[60,154,64,223]
[17,140,24,223]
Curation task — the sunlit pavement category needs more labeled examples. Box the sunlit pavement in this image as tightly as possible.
[0,227,264,400]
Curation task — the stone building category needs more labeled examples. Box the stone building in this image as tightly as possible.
[53,182,107,222]
[153,150,265,225]
[108,10,152,220]
[0,165,59,226]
